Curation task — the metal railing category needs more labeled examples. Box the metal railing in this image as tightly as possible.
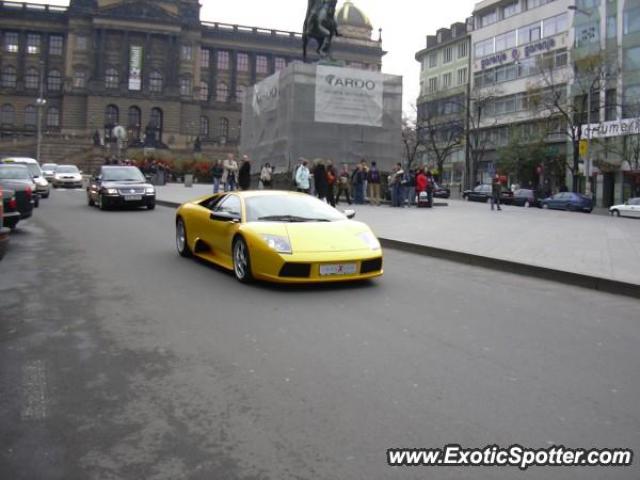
[0,1,67,13]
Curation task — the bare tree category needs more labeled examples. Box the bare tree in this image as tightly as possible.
[465,85,501,186]
[528,51,613,192]
[401,114,422,171]
[420,110,464,182]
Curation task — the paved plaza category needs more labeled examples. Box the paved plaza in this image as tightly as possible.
[155,183,640,286]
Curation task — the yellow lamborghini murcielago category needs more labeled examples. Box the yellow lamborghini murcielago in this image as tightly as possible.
[175,191,383,283]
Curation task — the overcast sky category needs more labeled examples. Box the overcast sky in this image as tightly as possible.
[29,0,478,115]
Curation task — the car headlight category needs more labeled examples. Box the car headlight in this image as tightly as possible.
[105,188,118,195]
[358,231,381,251]
[261,234,292,254]
[145,187,155,194]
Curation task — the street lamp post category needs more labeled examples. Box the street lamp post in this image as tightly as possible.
[36,60,47,164]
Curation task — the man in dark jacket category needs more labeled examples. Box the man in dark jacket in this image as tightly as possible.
[238,155,252,191]
[491,175,502,211]
[313,160,329,202]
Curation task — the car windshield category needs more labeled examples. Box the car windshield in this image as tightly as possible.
[245,194,347,223]
[101,167,145,182]
[0,165,31,180]
[42,164,57,170]
[630,198,640,206]
[514,189,532,196]
[56,166,80,174]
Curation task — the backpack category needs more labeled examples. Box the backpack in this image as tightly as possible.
[369,169,380,183]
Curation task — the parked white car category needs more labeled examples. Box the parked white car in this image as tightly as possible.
[0,157,50,198]
[609,198,640,218]
[53,165,83,188]
[42,163,58,181]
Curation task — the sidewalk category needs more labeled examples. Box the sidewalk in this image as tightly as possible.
[156,183,640,292]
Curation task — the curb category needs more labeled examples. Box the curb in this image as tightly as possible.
[379,238,640,300]
[155,200,639,299]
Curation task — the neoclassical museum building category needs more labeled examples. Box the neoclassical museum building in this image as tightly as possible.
[0,0,384,162]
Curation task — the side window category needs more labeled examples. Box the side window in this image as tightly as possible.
[202,194,226,211]
[215,195,241,216]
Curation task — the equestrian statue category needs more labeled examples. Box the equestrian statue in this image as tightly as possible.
[302,0,339,62]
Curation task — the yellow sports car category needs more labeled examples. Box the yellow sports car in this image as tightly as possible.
[175,191,383,283]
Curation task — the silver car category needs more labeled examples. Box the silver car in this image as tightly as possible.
[53,165,83,189]
[0,157,50,199]
[609,197,640,218]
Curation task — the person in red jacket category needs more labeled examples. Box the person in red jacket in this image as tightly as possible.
[415,169,428,207]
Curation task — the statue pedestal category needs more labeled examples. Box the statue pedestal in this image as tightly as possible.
[240,62,402,173]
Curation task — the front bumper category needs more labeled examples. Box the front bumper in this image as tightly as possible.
[251,249,384,284]
[53,179,83,188]
[102,194,156,209]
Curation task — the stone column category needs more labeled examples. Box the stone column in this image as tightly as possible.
[229,50,237,103]
[122,31,130,90]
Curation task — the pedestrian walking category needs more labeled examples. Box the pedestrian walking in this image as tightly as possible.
[211,159,223,193]
[426,170,435,208]
[222,153,239,192]
[389,163,404,207]
[295,160,311,193]
[360,159,369,203]
[352,163,366,204]
[326,160,337,207]
[313,159,329,202]
[491,175,502,211]
[416,168,427,207]
[335,164,352,205]
[292,158,304,190]
[367,161,381,205]
[238,155,251,191]
[260,163,273,189]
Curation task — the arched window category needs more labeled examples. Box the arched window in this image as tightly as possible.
[199,81,209,101]
[236,84,246,102]
[105,68,119,89]
[24,105,37,127]
[216,82,229,102]
[73,70,86,88]
[47,70,62,91]
[1,66,17,88]
[104,104,119,127]
[149,107,163,143]
[25,67,39,90]
[46,107,60,128]
[200,116,209,137]
[0,104,15,125]
[149,71,163,93]
[128,106,141,140]
[218,117,229,139]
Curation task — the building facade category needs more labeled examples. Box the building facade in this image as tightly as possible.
[0,0,384,163]
[415,21,471,190]
[470,0,572,187]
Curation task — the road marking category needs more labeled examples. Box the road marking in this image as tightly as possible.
[21,360,47,420]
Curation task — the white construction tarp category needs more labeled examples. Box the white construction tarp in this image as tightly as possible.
[314,65,384,127]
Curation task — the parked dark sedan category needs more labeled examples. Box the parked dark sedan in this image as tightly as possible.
[541,192,593,213]
[87,166,156,210]
[512,189,541,208]
[463,184,514,204]
[0,165,36,225]
[433,182,451,199]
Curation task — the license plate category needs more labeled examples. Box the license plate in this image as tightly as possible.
[319,263,357,276]
[124,195,142,201]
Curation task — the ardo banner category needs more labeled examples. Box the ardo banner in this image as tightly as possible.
[315,66,383,127]
[129,46,143,91]
[252,72,280,115]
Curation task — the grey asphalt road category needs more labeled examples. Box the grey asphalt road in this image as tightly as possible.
[1,190,639,480]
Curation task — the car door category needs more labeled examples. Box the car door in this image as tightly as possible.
[548,193,563,209]
[629,198,640,218]
[208,194,242,265]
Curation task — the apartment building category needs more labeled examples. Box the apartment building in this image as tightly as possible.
[415,21,471,187]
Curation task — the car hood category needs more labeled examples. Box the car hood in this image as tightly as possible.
[101,181,153,189]
[245,220,375,253]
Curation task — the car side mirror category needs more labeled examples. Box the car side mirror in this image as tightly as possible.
[343,209,356,219]
[210,211,240,223]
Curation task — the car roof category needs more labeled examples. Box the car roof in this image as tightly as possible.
[102,165,139,169]
[1,157,39,164]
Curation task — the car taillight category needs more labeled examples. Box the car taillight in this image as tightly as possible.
[8,197,17,210]
[25,186,32,200]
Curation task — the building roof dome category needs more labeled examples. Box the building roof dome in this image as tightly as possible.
[336,1,372,30]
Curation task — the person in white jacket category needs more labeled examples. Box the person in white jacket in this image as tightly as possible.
[222,153,239,192]
[295,160,310,193]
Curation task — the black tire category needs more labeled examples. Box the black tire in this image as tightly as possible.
[176,217,192,258]
[232,237,254,283]
[612,209,620,217]
[542,203,549,209]
[524,200,530,208]
[99,194,107,210]
[147,203,155,210]
[88,194,95,207]
[42,193,49,199]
